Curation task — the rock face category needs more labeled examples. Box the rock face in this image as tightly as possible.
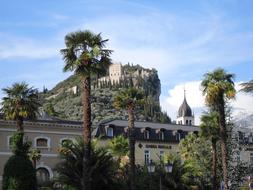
[40,63,171,125]
[234,113,253,128]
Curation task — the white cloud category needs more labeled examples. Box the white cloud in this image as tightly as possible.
[0,35,61,59]
[161,81,253,125]
[73,11,253,84]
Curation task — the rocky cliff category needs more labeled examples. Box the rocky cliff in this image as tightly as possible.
[39,63,170,125]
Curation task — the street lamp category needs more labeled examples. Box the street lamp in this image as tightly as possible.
[147,160,156,190]
[164,163,173,173]
[147,160,156,173]
[147,160,173,190]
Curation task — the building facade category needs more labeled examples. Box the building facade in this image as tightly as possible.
[1,94,253,187]
[94,119,200,165]
[0,117,82,187]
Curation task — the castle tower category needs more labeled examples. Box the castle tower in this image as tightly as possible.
[176,90,194,125]
[109,63,123,84]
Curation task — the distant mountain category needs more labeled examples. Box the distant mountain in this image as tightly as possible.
[233,112,253,128]
[39,63,171,125]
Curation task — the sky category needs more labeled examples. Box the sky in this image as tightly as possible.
[0,0,253,124]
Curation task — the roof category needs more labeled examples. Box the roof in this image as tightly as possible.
[95,119,199,143]
[0,111,83,126]
[178,93,192,117]
[100,119,199,132]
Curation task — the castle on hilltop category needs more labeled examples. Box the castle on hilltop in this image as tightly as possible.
[98,62,151,86]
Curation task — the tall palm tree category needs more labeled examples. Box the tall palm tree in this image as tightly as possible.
[60,30,112,190]
[1,82,40,132]
[200,111,219,190]
[201,68,236,190]
[240,80,253,93]
[113,87,144,190]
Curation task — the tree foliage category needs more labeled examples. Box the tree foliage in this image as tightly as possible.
[179,133,212,189]
[201,68,236,190]
[60,30,112,78]
[2,132,36,190]
[54,137,120,190]
[2,155,37,190]
[1,82,40,131]
[113,87,144,110]
[60,30,112,190]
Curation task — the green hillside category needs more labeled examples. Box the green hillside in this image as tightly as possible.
[39,64,171,125]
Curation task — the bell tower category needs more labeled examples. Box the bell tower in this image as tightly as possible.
[176,89,194,125]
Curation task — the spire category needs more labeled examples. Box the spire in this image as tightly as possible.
[183,86,186,100]
[177,87,192,117]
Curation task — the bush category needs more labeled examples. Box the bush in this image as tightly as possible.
[2,155,37,190]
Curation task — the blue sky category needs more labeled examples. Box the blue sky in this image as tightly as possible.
[1,0,253,123]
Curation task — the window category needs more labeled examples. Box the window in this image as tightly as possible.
[7,136,14,149]
[37,168,50,184]
[176,132,181,141]
[35,137,50,148]
[60,138,73,146]
[250,153,253,163]
[189,120,192,125]
[159,131,164,140]
[144,130,150,139]
[107,127,114,137]
[186,120,188,125]
[144,150,150,165]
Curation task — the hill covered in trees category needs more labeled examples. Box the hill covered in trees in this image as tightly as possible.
[40,63,171,125]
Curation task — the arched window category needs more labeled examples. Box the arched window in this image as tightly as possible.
[37,167,50,184]
[35,137,50,149]
[189,120,192,125]
[60,138,73,146]
[186,120,188,125]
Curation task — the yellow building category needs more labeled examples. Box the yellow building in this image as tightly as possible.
[0,116,82,187]
[94,119,200,165]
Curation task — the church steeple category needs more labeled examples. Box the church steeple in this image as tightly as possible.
[176,89,194,125]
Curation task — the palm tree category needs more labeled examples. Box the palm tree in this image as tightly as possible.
[1,82,40,132]
[113,87,144,190]
[60,30,112,190]
[240,80,253,93]
[108,135,129,165]
[200,111,219,190]
[56,137,119,190]
[201,68,236,190]
[29,149,41,168]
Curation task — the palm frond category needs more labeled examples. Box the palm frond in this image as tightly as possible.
[1,82,40,121]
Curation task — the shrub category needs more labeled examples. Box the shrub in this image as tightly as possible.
[2,155,37,190]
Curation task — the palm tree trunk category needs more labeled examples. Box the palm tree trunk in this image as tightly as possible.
[218,96,229,190]
[82,75,91,190]
[32,158,36,169]
[17,116,24,144]
[17,116,23,132]
[211,138,217,190]
[128,106,135,190]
